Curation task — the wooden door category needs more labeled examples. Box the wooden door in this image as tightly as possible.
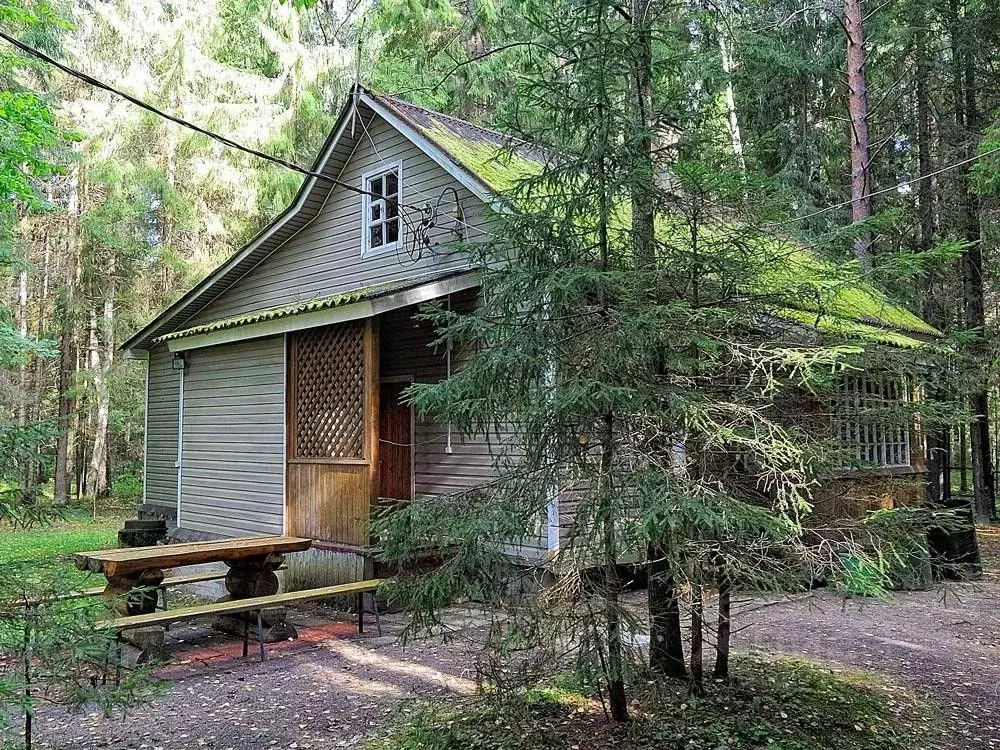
[286,319,378,547]
[377,381,412,502]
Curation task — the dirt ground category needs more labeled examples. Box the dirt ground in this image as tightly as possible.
[26,529,1000,750]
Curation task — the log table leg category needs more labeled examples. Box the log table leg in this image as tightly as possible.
[103,568,165,616]
[213,553,297,643]
[104,568,166,652]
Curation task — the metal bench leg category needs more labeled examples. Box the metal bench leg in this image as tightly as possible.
[370,591,382,637]
[160,586,170,631]
[102,642,109,686]
[356,591,364,634]
[242,614,250,658]
[256,610,265,663]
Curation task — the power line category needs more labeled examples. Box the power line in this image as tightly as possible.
[767,143,1000,228]
[6,26,999,237]
[0,27,402,206]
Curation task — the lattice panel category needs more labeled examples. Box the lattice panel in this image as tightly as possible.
[293,321,366,459]
[835,374,911,468]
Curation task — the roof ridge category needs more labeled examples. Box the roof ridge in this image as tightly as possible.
[366,88,550,158]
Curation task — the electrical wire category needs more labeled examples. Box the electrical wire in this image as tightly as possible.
[764,143,1000,228]
[0,27,411,208]
[5,26,1000,238]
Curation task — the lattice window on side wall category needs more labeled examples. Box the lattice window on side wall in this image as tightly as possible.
[293,321,366,459]
[835,374,911,468]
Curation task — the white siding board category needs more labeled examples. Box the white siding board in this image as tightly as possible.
[179,337,285,538]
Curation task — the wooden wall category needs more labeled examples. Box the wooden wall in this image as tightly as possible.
[286,319,378,549]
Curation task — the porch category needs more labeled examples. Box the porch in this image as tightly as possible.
[282,288,492,588]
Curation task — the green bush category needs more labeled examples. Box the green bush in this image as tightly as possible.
[111,474,143,501]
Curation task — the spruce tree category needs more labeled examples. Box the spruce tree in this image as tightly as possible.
[374,0,931,707]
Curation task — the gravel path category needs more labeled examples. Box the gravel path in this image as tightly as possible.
[736,583,1000,749]
[27,530,1000,750]
[32,607,487,750]
[736,529,1000,750]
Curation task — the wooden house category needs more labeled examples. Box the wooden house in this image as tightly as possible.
[124,87,940,588]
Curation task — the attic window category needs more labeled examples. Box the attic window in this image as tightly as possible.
[362,162,403,257]
[835,374,912,469]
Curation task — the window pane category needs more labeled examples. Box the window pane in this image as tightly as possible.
[370,225,383,248]
[386,218,399,244]
[371,201,382,221]
[370,176,383,197]
[387,200,398,219]
[385,171,398,196]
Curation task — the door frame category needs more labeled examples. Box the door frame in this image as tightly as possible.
[379,375,415,502]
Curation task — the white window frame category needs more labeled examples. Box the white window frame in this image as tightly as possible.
[361,160,404,258]
[837,374,912,469]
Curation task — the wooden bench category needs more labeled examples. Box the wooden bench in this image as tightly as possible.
[103,579,384,668]
[13,567,279,609]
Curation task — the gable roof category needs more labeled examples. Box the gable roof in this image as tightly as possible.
[122,86,536,355]
[123,87,937,355]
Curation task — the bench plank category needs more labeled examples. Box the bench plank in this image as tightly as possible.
[11,567,292,608]
[101,579,384,631]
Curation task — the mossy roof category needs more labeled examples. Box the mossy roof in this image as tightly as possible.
[370,92,548,193]
[153,272,465,344]
[150,91,938,350]
[372,93,937,347]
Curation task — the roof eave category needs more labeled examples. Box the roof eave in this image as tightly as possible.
[162,271,479,353]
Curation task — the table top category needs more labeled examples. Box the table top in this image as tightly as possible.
[74,535,312,578]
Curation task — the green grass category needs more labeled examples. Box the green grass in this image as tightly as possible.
[0,511,123,565]
[0,510,126,596]
[369,654,942,750]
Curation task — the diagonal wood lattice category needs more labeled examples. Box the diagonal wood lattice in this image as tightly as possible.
[293,321,366,459]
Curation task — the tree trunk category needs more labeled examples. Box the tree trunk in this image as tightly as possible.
[844,0,873,268]
[713,572,731,680]
[628,0,686,680]
[717,16,746,171]
[915,16,952,508]
[600,416,629,722]
[87,290,115,500]
[54,173,79,504]
[648,541,687,678]
[630,0,655,269]
[947,0,996,522]
[16,269,29,429]
[52,312,74,503]
[690,582,704,694]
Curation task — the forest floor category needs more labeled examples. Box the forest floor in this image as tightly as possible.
[1,509,125,563]
[733,525,1000,750]
[17,526,1000,750]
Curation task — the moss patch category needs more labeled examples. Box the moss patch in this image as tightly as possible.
[368,654,941,750]
[419,123,544,194]
[155,272,467,343]
[761,247,939,337]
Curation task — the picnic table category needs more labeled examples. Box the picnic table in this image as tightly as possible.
[74,535,312,618]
